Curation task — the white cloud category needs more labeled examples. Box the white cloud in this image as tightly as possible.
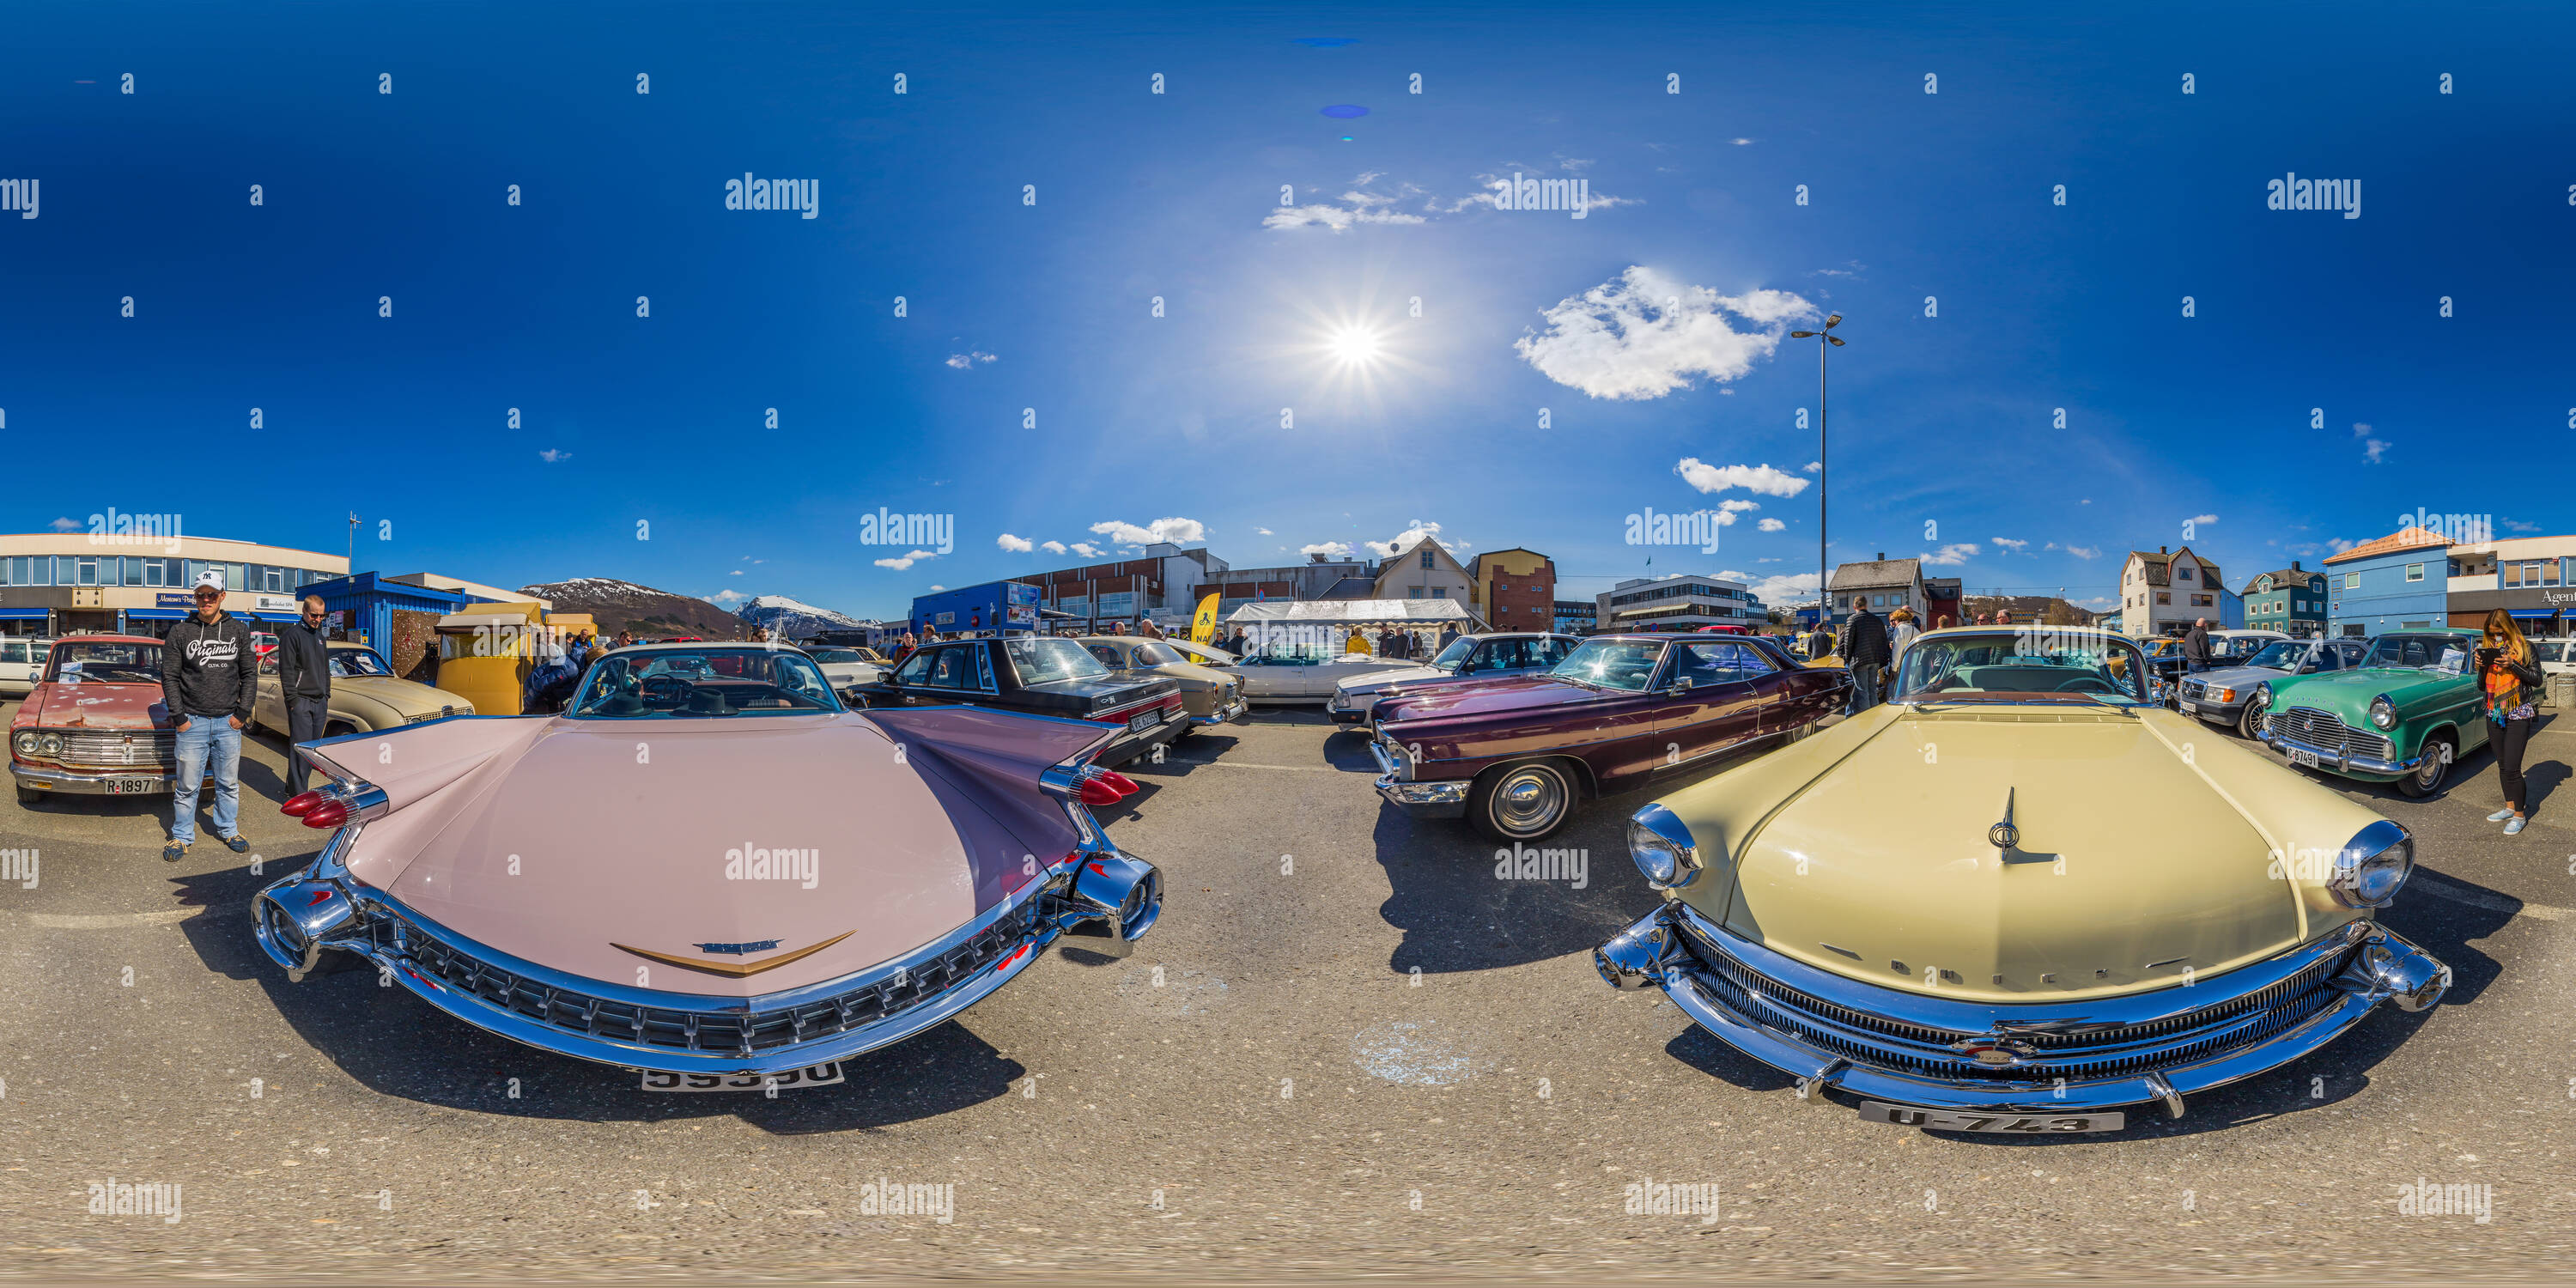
[1992,537,2029,552]
[1041,540,1067,554]
[1300,541,1356,559]
[538,448,572,463]
[1757,518,1787,532]
[728,569,744,576]
[1718,568,1749,580]
[1718,499,1761,513]
[945,351,996,369]
[1675,459,1811,499]
[1255,527,1273,535]
[1364,520,1462,559]
[1746,571,1821,604]
[1068,542,1103,559]
[1089,516,1206,546]
[873,550,939,570]
[1514,267,1814,400]
[2327,537,2355,554]
[1919,544,1980,567]
[2187,513,2219,527]
[2351,422,2372,438]
[1803,461,1821,473]
[996,533,1035,552]
[2362,438,2390,464]
[709,589,744,605]
[2503,518,2541,533]
[2062,544,2103,560]
[47,516,80,532]
[2073,595,2120,611]
[1263,180,1431,232]
[928,585,945,592]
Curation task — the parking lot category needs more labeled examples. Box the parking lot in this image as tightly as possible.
[3,700,2573,1281]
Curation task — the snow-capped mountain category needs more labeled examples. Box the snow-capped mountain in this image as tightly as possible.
[519,579,751,641]
[736,593,866,641]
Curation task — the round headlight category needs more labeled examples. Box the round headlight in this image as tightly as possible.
[36,732,64,756]
[10,730,35,756]
[2367,695,2397,730]
[1628,803,1702,890]
[2330,819,2413,908]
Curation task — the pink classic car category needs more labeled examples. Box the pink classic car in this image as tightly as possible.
[251,643,1163,1081]
[10,635,178,803]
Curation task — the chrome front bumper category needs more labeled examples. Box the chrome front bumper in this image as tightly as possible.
[1595,902,2447,1118]
[10,761,175,794]
[2262,726,2420,778]
[254,830,1163,1077]
[1369,737,1467,817]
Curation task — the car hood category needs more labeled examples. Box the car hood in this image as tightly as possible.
[1335,663,1455,694]
[328,713,1054,998]
[21,681,169,731]
[1717,706,2303,1002]
[2268,666,2467,716]
[1373,673,1600,724]
[1146,661,1232,690]
[343,676,475,717]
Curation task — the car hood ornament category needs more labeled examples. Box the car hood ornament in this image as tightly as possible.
[613,930,856,978]
[1989,787,2020,853]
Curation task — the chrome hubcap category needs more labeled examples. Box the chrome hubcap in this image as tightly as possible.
[1493,768,1565,834]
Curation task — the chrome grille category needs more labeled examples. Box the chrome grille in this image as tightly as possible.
[2275,707,2395,762]
[2179,679,2207,701]
[1677,924,2354,1084]
[367,900,1042,1054]
[57,730,177,768]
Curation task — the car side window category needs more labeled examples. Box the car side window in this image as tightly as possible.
[922,647,976,689]
[1086,644,1123,668]
[2312,647,2339,671]
[892,649,936,684]
[1673,641,1771,684]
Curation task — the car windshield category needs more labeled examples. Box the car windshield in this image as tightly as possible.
[1241,641,1339,665]
[807,647,865,664]
[1130,641,1183,666]
[2212,635,2277,661]
[1005,635,1109,682]
[1549,639,1665,691]
[49,641,164,684]
[1428,637,1475,671]
[2243,641,2309,671]
[2360,635,2470,673]
[1170,641,1235,665]
[329,649,394,678]
[1894,629,2151,703]
[570,648,840,718]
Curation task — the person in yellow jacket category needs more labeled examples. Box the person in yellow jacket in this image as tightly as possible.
[1346,627,1372,655]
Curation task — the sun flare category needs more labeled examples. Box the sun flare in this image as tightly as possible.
[1327,325,1383,367]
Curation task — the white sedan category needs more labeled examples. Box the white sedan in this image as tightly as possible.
[1230,641,1419,703]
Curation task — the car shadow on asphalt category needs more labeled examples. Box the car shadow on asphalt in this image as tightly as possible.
[169,863,1029,1133]
[1369,743,1783,978]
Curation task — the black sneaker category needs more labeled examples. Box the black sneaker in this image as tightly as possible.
[163,841,188,863]
[222,834,251,854]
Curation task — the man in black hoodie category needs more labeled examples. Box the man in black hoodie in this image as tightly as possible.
[161,573,258,862]
[273,595,333,796]
[1839,599,1893,714]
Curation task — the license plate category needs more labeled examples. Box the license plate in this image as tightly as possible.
[105,778,159,794]
[1859,1102,2123,1133]
[641,1063,844,1092]
[1127,710,1157,732]
[2179,701,2199,714]
[2290,748,2320,769]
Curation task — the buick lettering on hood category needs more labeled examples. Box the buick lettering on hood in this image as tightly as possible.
[1592,627,2449,1133]
[251,643,1163,1079]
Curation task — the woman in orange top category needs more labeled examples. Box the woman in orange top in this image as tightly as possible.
[2474,609,2549,835]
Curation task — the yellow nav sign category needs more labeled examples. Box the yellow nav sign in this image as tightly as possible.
[1189,593,1219,644]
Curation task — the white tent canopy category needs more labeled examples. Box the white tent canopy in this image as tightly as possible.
[1224,599,1482,627]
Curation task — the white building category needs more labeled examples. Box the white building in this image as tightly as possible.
[1595,574,1763,631]
[1373,537,1476,605]
[2116,545,2224,637]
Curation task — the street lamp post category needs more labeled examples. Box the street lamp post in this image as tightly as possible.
[1787,313,1845,635]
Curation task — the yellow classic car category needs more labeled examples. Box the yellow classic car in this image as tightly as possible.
[256,641,476,737]
[1593,625,2447,1134]
[1075,635,1247,733]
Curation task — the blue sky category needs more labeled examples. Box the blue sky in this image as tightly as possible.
[4,2,2570,619]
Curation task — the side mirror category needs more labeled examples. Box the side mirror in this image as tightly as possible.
[1668,677,1694,694]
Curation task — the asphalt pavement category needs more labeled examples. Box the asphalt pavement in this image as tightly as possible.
[3,701,2573,1282]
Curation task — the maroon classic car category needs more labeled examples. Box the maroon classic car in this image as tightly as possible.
[1368,634,1848,841]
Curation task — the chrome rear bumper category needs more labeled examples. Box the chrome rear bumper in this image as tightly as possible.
[1595,901,2445,1118]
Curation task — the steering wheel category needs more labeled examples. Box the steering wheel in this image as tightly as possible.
[641,675,693,708]
[2053,677,2118,695]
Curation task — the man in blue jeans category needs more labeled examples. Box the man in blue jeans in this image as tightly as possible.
[160,573,258,862]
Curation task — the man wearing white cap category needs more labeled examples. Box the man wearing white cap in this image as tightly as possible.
[158,571,257,862]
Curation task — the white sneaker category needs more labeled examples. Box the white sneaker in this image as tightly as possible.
[2488,807,2518,823]
[2503,816,2526,835]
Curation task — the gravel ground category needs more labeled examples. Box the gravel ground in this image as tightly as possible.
[3,702,2572,1282]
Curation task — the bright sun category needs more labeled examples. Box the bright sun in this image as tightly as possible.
[1327,325,1382,366]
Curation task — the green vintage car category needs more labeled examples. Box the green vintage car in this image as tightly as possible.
[2252,628,2486,798]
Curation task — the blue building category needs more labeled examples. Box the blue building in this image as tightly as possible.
[909,580,1042,636]
[2324,528,2451,638]
[2239,562,2330,639]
